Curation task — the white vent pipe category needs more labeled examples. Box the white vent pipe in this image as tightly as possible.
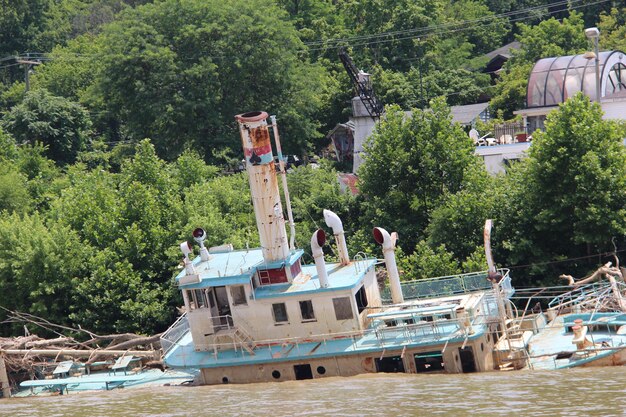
[311,229,329,288]
[323,209,350,265]
[180,241,196,275]
[373,227,404,304]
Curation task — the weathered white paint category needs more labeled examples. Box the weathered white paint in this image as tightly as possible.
[311,229,329,288]
[236,112,289,262]
[200,333,493,384]
[323,210,350,265]
[229,268,379,342]
[0,354,10,398]
[373,227,404,305]
[351,98,377,174]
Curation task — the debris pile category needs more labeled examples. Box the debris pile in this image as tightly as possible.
[0,308,163,396]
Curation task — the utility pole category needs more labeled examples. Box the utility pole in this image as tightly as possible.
[417,38,425,109]
[584,27,601,103]
[15,55,41,92]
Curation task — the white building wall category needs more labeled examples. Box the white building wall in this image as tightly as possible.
[602,101,626,120]
[351,98,377,174]
[229,268,380,341]
[474,143,531,175]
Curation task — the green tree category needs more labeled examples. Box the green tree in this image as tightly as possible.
[171,149,219,189]
[48,140,186,333]
[0,212,89,335]
[491,12,588,117]
[358,99,483,251]
[32,35,103,102]
[422,68,491,106]
[0,0,47,52]
[0,126,17,160]
[2,89,92,164]
[426,164,497,261]
[341,0,444,71]
[397,241,461,280]
[598,7,626,51]
[499,94,626,284]
[90,0,325,161]
[0,161,32,214]
[287,162,357,259]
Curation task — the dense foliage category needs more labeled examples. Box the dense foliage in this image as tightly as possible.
[1,0,626,335]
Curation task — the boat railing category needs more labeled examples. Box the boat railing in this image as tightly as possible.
[195,311,497,360]
[160,312,189,356]
[547,282,612,311]
[381,269,511,303]
[353,252,370,273]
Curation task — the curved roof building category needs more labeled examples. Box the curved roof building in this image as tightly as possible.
[526,50,626,108]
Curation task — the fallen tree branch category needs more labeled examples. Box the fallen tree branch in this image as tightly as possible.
[105,334,162,351]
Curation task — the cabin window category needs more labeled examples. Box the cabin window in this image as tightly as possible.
[355,285,369,314]
[333,297,354,321]
[299,300,316,321]
[191,289,209,309]
[230,285,247,306]
[272,303,289,324]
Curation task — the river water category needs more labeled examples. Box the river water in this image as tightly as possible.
[2,367,626,417]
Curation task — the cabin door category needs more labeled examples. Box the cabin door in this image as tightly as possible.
[214,286,232,326]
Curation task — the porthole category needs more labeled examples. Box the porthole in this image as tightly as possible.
[272,370,281,379]
[222,377,229,384]
[481,343,484,352]
[317,366,326,375]
[455,354,459,363]
[487,334,490,343]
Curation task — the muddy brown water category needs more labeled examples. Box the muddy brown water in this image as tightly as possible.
[2,367,626,417]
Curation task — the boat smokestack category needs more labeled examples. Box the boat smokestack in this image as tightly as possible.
[235,111,289,262]
[323,209,349,265]
[311,229,329,288]
[373,227,404,304]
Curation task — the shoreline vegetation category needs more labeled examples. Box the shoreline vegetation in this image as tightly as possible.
[1,1,626,344]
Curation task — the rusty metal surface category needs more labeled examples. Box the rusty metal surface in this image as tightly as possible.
[236,113,289,262]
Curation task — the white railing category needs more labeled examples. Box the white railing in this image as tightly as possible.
[382,269,511,302]
[193,312,495,360]
[160,312,189,356]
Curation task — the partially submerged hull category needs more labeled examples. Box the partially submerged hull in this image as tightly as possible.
[159,111,518,385]
[526,312,626,370]
[162,270,516,384]
[16,368,197,397]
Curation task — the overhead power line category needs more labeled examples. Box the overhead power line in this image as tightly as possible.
[305,0,609,52]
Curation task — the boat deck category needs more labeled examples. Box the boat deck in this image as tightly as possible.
[164,322,487,368]
[16,369,197,396]
[527,314,626,370]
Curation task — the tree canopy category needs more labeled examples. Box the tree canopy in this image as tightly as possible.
[2,1,626,336]
[358,99,485,251]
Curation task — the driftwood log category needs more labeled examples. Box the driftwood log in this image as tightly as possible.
[0,308,165,396]
[559,261,626,313]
